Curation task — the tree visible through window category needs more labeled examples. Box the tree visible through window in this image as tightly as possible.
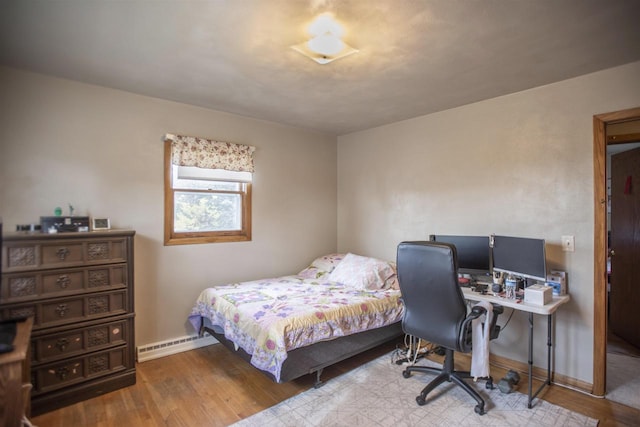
[164,135,254,245]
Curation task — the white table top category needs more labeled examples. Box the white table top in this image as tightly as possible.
[462,286,570,315]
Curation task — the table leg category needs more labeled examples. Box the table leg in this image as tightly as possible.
[546,314,552,386]
[528,312,534,408]
[529,313,555,407]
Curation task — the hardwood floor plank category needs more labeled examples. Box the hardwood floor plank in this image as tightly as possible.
[30,341,640,426]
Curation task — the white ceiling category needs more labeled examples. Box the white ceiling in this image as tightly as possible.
[1,0,639,136]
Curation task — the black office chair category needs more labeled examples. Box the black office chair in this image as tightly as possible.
[396,241,503,415]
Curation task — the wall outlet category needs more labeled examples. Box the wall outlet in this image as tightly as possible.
[562,235,575,252]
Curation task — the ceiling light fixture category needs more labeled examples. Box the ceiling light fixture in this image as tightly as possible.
[291,13,358,65]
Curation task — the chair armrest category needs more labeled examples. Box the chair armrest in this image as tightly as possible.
[459,303,504,351]
[470,305,487,318]
[459,307,483,352]
[489,304,503,340]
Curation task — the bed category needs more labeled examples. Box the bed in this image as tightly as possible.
[188,253,404,386]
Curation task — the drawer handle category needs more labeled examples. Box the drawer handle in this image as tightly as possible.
[56,367,69,380]
[56,338,70,352]
[56,275,71,288]
[56,247,70,260]
[55,304,69,317]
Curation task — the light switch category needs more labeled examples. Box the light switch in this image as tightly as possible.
[562,235,575,252]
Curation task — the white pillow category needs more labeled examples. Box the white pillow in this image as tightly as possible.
[327,253,395,290]
[298,253,346,279]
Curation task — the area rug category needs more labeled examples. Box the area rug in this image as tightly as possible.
[232,353,598,426]
[606,352,640,410]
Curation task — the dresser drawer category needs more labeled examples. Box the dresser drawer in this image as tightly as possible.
[32,318,131,365]
[32,346,130,395]
[2,237,129,272]
[0,289,128,330]
[1,264,128,303]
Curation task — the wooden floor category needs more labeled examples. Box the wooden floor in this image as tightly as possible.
[31,340,640,427]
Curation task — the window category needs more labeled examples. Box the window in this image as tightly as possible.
[164,135,254,245]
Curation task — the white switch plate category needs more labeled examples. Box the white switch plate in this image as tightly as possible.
[562,235,575,252]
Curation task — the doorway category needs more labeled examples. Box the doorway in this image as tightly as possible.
[608,142,640,347]
[605,135,640,408]
[593,107,640,397]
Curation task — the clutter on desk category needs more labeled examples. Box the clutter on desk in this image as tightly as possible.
[505,275,517,299]
[524,284,553,305]
[546,270,567,295]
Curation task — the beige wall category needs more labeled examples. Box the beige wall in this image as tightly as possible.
[3,61,640,386]
[0,67,337,346]
[337,61,640,385]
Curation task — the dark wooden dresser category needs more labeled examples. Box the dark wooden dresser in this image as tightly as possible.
[0,230,135,415]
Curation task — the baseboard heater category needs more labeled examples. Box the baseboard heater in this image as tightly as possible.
[136,333,218,362]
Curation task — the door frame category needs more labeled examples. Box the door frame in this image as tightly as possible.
[592,106,640,396]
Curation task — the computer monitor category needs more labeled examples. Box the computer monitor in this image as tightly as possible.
[491,235,547,282]
[429,235,491,277]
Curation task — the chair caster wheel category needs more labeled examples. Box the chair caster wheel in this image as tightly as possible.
[474,404,485,415]
[486,377,494,389]
[402,370,411,378]
[416,395,426,406]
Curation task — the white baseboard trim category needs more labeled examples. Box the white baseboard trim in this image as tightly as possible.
[136,333,218,363]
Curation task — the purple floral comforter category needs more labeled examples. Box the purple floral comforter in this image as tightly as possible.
[188,275,403,382]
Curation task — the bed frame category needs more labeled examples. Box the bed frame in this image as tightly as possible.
[203,321,403,387]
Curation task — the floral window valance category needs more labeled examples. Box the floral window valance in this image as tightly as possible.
[165,133,255,173]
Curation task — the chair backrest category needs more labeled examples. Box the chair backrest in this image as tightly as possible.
[397,241,468,351]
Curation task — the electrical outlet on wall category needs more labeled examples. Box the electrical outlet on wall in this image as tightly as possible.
[561,235,575,252]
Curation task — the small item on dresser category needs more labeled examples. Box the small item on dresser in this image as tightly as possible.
[15,224,41,232]
[92,217,111,230]
[40,216,90,233]
[524,284,553,305]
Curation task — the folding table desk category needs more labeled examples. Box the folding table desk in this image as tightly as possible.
[461,287,570,408]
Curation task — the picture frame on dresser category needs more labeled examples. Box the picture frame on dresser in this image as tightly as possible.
[91,217,111,231]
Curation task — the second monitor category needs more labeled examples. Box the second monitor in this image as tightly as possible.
[491,235,547,283]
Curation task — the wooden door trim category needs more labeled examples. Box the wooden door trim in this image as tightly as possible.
[593,106,640,396]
